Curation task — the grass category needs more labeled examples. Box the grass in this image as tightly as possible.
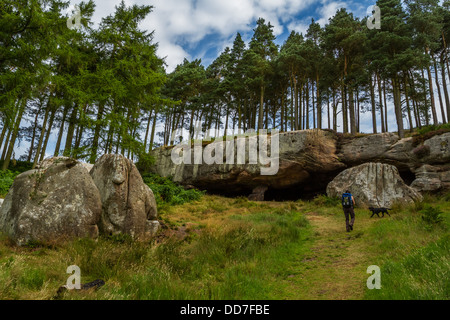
[0,196,313,300]
[0,167,448,300]
[363,194,449,300]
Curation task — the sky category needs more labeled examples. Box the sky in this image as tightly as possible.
[67,0,375,72]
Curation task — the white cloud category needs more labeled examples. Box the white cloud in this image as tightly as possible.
[69,0,322,71]
[316,0,349,26]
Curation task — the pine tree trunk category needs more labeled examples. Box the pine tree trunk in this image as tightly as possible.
[306,82,310,130]
[298,80,303,130]
[403,75,414,132]
[342,83,348,134]
[433,56,446,123]
[64,105,78,156]
[293,77,297,130]
[421,68,430,126]
[2,99,26,171]
[54,105,68,157]
[312,80,316,129]
[143,109,153,152]
[348,86,356,135]
[392,76,405,139]
[332,88,337,131]
[40,109,56,162]
[1,129,11,161]
[90,102,105,163]
[425,50,438,125]
[327,90,331,130]
[383,79,389,132]
[408,71,421,129]
[442,31,450,81]
[377,72,385,133]
[0,125,7,154]
[441,55,450,120]
[370,73,377,134]
[27,105,41,162]
[258,85,264,130]
[316,73,321,130]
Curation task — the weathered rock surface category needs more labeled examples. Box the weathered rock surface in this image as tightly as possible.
[338,133,400,165]
[150,130,450,198]
[326,163,423,207]
[151,130,346,197]
[90,154,159,241]
[0,158,102,246]
[248,186,269,201]
[410,164,450,192]
[37,156,94,173]
[422,132,450,164]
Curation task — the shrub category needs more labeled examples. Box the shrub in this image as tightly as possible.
[141,173,205,208]
[313,194,340,207]
[421,205,444,226]
[0,170,20,197]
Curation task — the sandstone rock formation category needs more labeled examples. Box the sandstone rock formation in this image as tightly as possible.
[151,130,346,200]
[90,154,159,241]
[0,158,102,246]
[326,163,423,207]
[410,164,450,192]
[248,186,269,201]
[149,130,450,199]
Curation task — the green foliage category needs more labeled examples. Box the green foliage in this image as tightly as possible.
[421,205,444,226]
[0,170,20,197]
[19,268,46,291]
[141,173,204,208]
[365,235,449,300]
[413,124,450,146]
[313,194,341,207]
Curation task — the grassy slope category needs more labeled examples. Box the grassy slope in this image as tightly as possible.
[0,193,448,300]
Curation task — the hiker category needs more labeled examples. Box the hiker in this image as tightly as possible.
[342,190,355,232]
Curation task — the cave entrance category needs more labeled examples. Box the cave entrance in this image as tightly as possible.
[399,168,416,186]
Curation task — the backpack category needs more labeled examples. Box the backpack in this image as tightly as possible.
[342,193,353,208]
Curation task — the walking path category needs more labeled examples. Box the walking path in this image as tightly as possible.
[281,210,379,300]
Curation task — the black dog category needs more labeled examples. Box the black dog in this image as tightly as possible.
[369,207,391,218]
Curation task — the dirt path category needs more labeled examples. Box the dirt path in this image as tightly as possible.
[282,210,378,300]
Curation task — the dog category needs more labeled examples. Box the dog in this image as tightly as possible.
[369,207,391,218]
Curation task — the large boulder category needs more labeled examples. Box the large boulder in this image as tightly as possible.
[0,158,102,246]
[90,154,159,241]
[326,162,423,208]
